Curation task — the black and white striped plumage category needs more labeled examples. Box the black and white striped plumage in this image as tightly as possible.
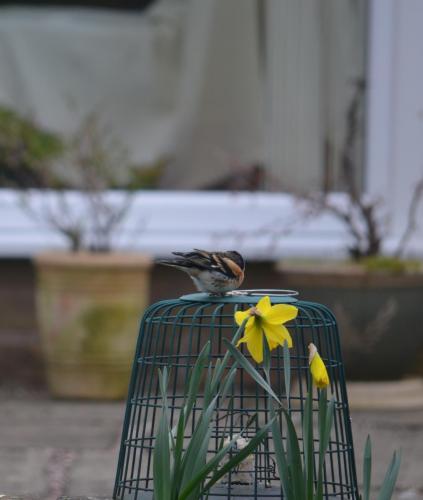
[157,249,245,295]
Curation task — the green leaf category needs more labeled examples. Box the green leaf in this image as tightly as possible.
[210,318,248,391]
[180,395,219,489]
[184,342,211,421]
[303,386,314,500]
[219,365,238,403]
[316,390,335,500]
[209,358,222,396]
[261,337,291,498]
[153,369,171,500]
[218,396,235,452]
[158,366,169,409]
[188,427,213,500]
[158,367,175,451]
[179,415,273,500]
[318,388,327,454]
[170,409,186,495]
[376,450,401,500]
[363,435,372,500]
[177,340,240,498]
[269,401,292,499]
[201,419,274,495]
[224,339,281,404]
[178,435,236,500]
[283,340,291,410]
[282,407,305,500]
[263,334,271,373]
[203,362,214,407]
[321,396,335,458]
[206,395,236,493]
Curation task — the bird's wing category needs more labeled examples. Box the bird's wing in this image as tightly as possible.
[157,256,207,271]
[172,249,232,276]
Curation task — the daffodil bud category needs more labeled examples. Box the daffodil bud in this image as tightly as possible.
[308,343,330,389]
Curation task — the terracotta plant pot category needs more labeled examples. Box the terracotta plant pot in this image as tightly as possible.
[35,252,152,399]
[275,261,423,380]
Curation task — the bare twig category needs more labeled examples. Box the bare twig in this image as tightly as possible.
[337,79,382,259]
[298,78,384,260]
[395,178,423,258]
[341,78,365,203]
[21,111,137,252]
[87,190,134,252]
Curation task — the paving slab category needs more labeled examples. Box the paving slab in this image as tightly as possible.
[0,395,125,499]
[0,399,124,449]
[0,448,50,497]
[351,409,423,497]
[0,394,422,499]
[67,449,120,497]
[348,378,423,410]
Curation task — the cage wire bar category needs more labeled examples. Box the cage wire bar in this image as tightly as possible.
[114,290,359,499]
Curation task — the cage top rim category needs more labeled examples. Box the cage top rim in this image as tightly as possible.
[180,289,299,304]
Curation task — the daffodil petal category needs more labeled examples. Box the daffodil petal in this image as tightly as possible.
[263,323,293,349]
[234,309,252,326]
[266,338,279,350]
[236,318,257,345]
[246,324,264,363]
[236,333,248,347]
[310,352,330,389]
[264,304,298,324]
[237,321,264,363]
[256,295,272,315]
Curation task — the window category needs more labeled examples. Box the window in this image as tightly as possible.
[264,0,367,192]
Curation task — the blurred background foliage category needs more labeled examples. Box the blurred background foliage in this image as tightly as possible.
[0,105,64,188]
[0,105,164,190]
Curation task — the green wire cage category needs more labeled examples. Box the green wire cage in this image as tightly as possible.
[114,290,358,499]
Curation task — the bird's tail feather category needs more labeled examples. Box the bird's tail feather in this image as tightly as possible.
[156,258,193,270]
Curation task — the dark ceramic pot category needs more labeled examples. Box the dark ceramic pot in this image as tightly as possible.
[275,261,423,380]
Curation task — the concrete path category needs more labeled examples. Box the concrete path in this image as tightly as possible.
[0,393,422,499]
[0,394,123,500]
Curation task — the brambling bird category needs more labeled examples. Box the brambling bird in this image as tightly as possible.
[157,249,245,295]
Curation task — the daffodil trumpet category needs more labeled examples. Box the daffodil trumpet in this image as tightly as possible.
[234,295,298,364]
[308,343,330,389]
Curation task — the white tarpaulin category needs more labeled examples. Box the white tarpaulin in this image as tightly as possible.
[0,0,264,188]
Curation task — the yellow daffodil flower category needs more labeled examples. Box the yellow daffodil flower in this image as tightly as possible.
[234,296,298,363]
[308,343,330,389]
